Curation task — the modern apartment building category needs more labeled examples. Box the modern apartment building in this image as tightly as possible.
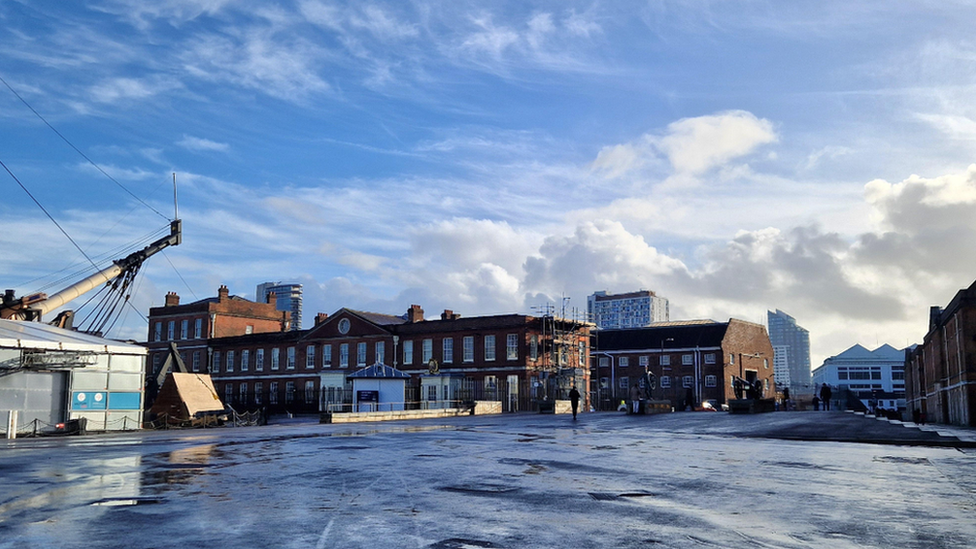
[812,343,906,412]
[588,290,669,330]
[256,282,303,330]
[767,309,811,393]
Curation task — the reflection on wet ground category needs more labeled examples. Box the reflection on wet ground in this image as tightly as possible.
[1,412,975,548]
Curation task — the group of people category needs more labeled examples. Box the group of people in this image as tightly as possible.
[811,383,833,411]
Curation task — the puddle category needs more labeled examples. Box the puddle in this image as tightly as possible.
[90,497,163,507]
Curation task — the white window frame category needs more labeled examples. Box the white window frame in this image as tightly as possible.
[660,355,670,366]
[287,346,296,370]
[269,382,278,405]
[180,319,188,340]
[485,335,496,361]
[463,336,474,363]
[639,356,649,367]
[443,338,453,364]
[285,381,295,404]
[226,350,235,372]
[705,375,717,388]
[682,375,693,388]
[376,341,385,365]
[600,357,609,368]
[506,334,518,360]
[256,348,265,371]
[305,381,315,403]
[212,351,220,374]
[403,340,413,365]
[255,382,263,405]
[619,377,629,389]
[530,335,538,361]
[323,344,332,368]
[239,382,247,403]
[704,353,716,364]
[422,339,433,363]
[224,383,233,403]
[357,342,367,366]
[619,356,630,368]
[661,376,671,388]
[306,345,315,369]
[271,348,280,371]
[340,344,349,368]
[154,322,162,342]
[194,318,202,339]
[167,321,175,341]
[192,351,200,372]
[682,354,693,365]
[241,349,250,372]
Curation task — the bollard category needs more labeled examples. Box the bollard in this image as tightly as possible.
[5,410,17,440]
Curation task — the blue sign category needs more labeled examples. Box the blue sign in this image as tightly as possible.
[109,392,142,410]
[72,392,107,410]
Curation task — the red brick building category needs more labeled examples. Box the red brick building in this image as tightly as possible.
[146,291,591,414]
[592,319,774,411]
[905,280,976,426]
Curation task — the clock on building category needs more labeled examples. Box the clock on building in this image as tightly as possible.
[338,318,350,334]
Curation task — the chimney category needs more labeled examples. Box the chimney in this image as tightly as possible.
[315,312,329,326]
[217,285,229,302]
[441,309,460,321]
[282,311,291,332]
[929,306,943,331]
[267,291,277,308]
[407,304,424,323]
[165,291,180,307]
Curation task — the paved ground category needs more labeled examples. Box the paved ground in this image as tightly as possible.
[2,411,975,548]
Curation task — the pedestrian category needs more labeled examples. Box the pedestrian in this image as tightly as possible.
[782,387,791,411]
[569,386,581,420]
[812,395,820,411]
[820,384,832,411]
[630,384,641,414]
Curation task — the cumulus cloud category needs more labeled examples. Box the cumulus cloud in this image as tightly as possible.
[590,110,777,180]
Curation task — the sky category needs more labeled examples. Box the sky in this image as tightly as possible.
[2,1,976,369]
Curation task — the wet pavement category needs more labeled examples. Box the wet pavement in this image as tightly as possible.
[2,411,975,548]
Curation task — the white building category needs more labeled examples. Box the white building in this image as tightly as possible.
[1,319,147,435]
[588,290,669,330]
[812,343,906,412]
[773,345,791,390]
[767,309,812,393]
[256,282,303,330]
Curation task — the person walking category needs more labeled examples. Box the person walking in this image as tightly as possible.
[820,384,832,411]
[782,387,791,411]
[569,386,581,420]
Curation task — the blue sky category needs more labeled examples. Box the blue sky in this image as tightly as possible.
[3,0,976,367]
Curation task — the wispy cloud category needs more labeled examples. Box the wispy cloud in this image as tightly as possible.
[177,135,230,152]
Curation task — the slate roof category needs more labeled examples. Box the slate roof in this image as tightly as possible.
[347,309,407,326]
[347,363,411,379]
[596,322,730,351]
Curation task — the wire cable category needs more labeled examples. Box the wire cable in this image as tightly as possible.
[0,73,170,221]
[1,158,99,271]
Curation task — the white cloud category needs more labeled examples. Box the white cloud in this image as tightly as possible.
[89,77,179,103]
[657,110,778,175]
[590,142,645,180]
[177,135,230,152]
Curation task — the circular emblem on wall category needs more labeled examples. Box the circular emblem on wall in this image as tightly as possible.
[427,359,439,375]
[338,318,351,334]
[94,393,104,402]
[77,393,87,402]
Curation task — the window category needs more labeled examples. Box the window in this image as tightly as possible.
[763,358,769,369]
[403,341,413,365]
[241,350,249,372]
[485,375,497,389]
[285,381,295,404]
[705,375,717,388]
[287,347,296,370]
[682,376,693,388]
[154,322,162,342]
[660,355,670,366]
[485,335,496,361]
[704,353,716,364]
[376,341,385,365]
[730,354,735,364]
[619,377,629,389]
[256,349,265,371]
[306,345,315,369]
[839,371,849,380]
[224,383,233,403]
[506,334,518,360]
[600,357,609,368]
[192,351,200,372]
[639,356,649,367]
[269,382,278,405]
[443,338,453,363]
[892,370,905,380]
[323,344,332,367]
[167,321,175,341]
[579,341,585,366]
[427,385,437,401]
[180,320,188,340]
[530,335,538,361]
[871,371,882,380]
[422,339,433,363]
[600,377,609,389]
[152,353,161,375]
[245,325,253,335]
[255,382,263,405]
[340,344,349,368]
[357,342,367,366]
[463,336,474,363]
[682,354,693,365]
[239,383,248,403]
[619,357,630,368]
[305,381,315,403]
[271,348,280,371]
[194,318,202,339]
[226,350,234,372]
[661,376,671,388]
[212,351,220,374]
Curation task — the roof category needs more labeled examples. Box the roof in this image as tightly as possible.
[347,363,411,379]
[347,309,407,326]
[596,321,730,351]
[163,373,224,417]
[829,343,906,362]
[0,318,147,355]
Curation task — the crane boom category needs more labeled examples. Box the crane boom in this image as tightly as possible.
[1,220,181,322]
